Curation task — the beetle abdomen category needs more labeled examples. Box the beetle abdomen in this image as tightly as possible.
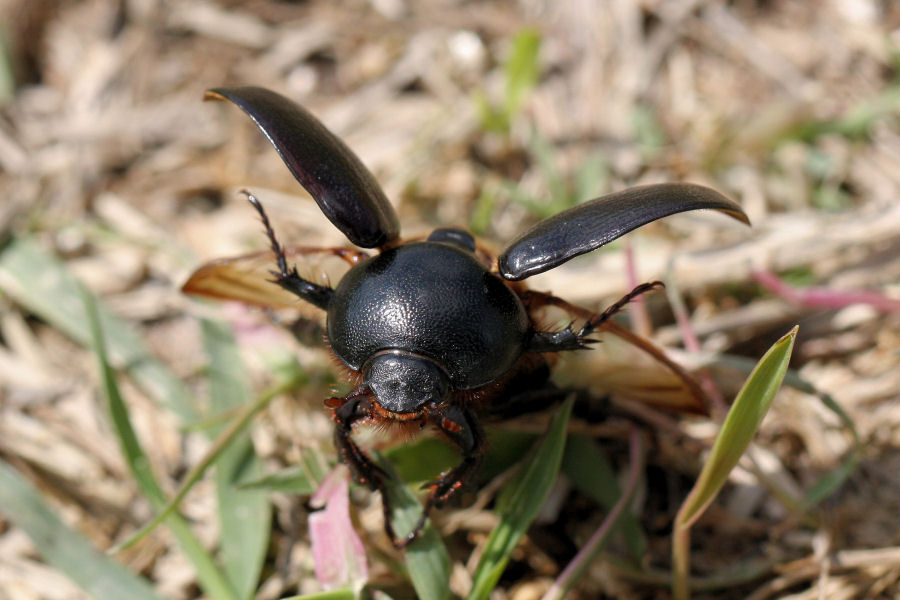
[328,241,529,389]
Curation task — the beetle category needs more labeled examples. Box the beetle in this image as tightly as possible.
[183,86,750,548]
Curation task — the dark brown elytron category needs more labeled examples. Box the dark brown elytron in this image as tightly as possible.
[183,86,750,548]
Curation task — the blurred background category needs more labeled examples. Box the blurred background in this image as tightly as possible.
[0,1,898,599]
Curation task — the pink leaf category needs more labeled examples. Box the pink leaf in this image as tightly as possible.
[309,464,368,590]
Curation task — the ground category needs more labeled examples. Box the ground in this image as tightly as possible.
[0,1,898,599]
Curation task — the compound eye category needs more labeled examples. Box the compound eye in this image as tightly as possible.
[364,352,450,414]
[427,228,476,252]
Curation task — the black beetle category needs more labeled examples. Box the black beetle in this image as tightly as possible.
[183,86,749,548]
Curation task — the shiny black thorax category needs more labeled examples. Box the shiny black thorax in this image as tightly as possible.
[327,239,530,390]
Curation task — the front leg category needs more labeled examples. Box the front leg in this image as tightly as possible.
[392,403,485,548]
[246,190,335,310]
[326,388,411,548]
[327,391,486,549]
[326,388,388,488]
[424,403,485,506]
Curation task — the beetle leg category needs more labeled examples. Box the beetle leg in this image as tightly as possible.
[246,191,335,310]
[526,281,663,353]
[328,388,390,485]
[427,404,484,504]
[328,388,417,548]
[392,404,485,548]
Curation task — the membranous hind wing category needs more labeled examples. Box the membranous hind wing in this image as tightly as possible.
[526,292,708,415]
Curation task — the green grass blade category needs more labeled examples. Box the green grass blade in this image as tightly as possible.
[375,457,452,600]
[238,464,316,495]
[469,184,498,235]
[383,436,458,485]
[678,327,797,525]
[673,326,797,600]
[547,427,645,600]
[0,460,169,600]
[529,130,569,212]
[82,289,240,600]
[468,394,575,600]
[111,375,297,555]
[0,26,15,105]
[481,430,540,481]
[0,237,197,421]
[503,28,541,120]
[240,445,329,494]
[782,84,900,143]
[403,518,452,600]
[573,152,608,205]
[562,433,646,561]
[202,319,271,599]
[710,354,862,513]
[798,385,862,508]
[473,27,540,135]
[473,89,508,134]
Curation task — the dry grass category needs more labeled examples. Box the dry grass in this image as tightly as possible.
[0,0,898,598]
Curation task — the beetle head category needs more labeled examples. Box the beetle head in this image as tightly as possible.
[363,350,450,414]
